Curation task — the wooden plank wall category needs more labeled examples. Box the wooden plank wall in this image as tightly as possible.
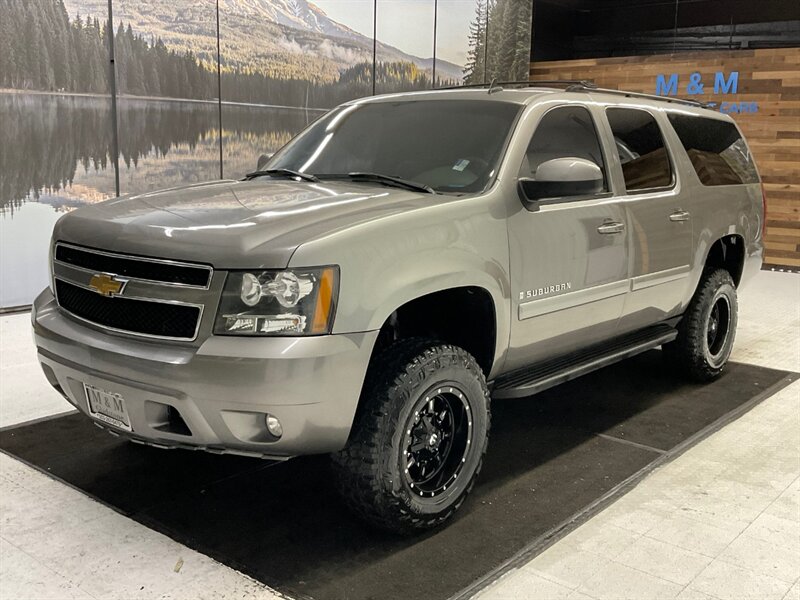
[531,49,800,269]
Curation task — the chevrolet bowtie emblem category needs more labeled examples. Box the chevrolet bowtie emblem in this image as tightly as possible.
[88,273,126,297]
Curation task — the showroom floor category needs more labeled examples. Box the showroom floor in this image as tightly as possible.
[0,271,798,600]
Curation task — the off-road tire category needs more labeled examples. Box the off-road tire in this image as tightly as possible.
[331,339,490,534]
[663,268,738,381]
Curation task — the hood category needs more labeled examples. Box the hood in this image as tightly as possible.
[54,179,450,268]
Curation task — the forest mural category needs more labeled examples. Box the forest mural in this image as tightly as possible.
[0,0,532,308]
[1,0,532,104]
[464,0,533,84]
[0,0,452,106]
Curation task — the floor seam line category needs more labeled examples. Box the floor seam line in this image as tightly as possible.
[640,532,719,561]
[594,433,667,454]
[0,534,102,600]
[605,554,700,590]
[681,446,799,592]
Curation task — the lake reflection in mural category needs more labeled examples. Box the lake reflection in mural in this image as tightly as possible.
[0,92,316,308]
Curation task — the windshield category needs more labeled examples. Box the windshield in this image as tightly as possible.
[266,99,522,194]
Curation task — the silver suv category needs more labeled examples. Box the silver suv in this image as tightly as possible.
[32,82,764,533]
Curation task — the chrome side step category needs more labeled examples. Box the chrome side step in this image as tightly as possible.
[492,325,678,399]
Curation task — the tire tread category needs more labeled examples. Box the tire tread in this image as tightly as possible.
[664,268,737,381]
[331,338,490,534]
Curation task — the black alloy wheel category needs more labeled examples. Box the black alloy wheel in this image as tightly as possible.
[663,268,738,381]
[705,295,732,366]
[332,339,490,534]
[403,387,472,498]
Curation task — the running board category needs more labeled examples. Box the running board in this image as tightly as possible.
[492,325,678,399]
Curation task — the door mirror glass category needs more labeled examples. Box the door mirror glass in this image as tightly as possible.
[518,157,604,208]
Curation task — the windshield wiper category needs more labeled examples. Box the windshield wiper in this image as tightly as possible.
[244,168,319,182]
[319,172,435,194]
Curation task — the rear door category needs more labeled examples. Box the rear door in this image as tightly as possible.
[504,103,629,372]
[600,106,693,333]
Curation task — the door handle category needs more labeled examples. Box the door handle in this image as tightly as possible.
[597,221,625,234]
[670,210,691,222]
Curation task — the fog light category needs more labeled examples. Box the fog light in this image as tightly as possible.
[266,414,283,438]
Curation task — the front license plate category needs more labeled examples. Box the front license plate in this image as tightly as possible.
[84,384,132,431]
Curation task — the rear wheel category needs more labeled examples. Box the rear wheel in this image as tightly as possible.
[332,339,490,534]
[663,268,738,381]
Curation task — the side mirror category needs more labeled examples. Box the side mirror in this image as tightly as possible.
[256,153,274,171]
[518,157,604,211]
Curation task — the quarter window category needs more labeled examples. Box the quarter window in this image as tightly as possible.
[520,105,608,196]
[667,114,759,186]
[606,108,672,192]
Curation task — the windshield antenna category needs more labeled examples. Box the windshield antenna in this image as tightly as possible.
[487,78,503,94]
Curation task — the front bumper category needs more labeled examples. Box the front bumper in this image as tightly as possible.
[32,289,378,458]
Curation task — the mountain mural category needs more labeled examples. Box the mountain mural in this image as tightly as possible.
[60,0,464,82]
[219,0,364,40]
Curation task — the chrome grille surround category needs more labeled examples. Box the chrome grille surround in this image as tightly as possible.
[54,242,212,289]
[52,242,215,342]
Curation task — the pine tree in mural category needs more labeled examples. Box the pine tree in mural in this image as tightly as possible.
[2,0,528,101]
[509,1,533,79]
[463,0,488,84]
[465,0,533,84]
[0,0,108,92]
[0,0,459,106]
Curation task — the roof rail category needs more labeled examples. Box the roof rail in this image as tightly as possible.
[435,79,713,109]
[437,79,597,91]
[583,86,713,109]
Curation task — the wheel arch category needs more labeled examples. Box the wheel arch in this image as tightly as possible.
[371,285,499,378]
[702,233,746,287]
[351,255,510,378]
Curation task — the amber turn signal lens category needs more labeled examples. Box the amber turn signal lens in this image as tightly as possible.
[311,267,336,334]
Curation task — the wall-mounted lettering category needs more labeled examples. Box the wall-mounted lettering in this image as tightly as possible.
[655,71,755,113]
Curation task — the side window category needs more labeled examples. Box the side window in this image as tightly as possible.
[520,105,608,196]
[606,108,673,192]
[667,114,759,186]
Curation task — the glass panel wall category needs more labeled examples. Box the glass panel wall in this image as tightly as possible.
[435,0,482,86]
[485,0,533,82]
[217,0,376,177]
[0,0,115,308]
[112,0,221,195]
[448,0,533,84]
[375,0,435,94]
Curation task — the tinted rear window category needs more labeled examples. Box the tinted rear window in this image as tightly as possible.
[607,108,672,192]
[667,114,759,186]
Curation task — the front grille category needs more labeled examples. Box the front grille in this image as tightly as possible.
[55,244,211,288]
[55,280,201,340]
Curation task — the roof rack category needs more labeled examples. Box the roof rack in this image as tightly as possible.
[583,86,713,109]
[438,79,596,91]
[436,79,713,109]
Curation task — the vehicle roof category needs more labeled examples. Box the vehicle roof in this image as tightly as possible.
[350,85,729,121]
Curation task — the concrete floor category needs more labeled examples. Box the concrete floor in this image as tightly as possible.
[1,270,798,600]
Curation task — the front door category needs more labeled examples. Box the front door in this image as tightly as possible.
[505,104,629,372]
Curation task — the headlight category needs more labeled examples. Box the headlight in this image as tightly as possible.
[214,267,339,336]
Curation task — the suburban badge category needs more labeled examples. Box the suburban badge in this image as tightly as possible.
[519,283,572,301]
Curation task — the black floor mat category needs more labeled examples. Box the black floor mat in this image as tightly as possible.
[0,352,791,600]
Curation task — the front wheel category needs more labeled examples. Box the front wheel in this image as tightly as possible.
[663,268,738,381]
[332,339,490,534]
